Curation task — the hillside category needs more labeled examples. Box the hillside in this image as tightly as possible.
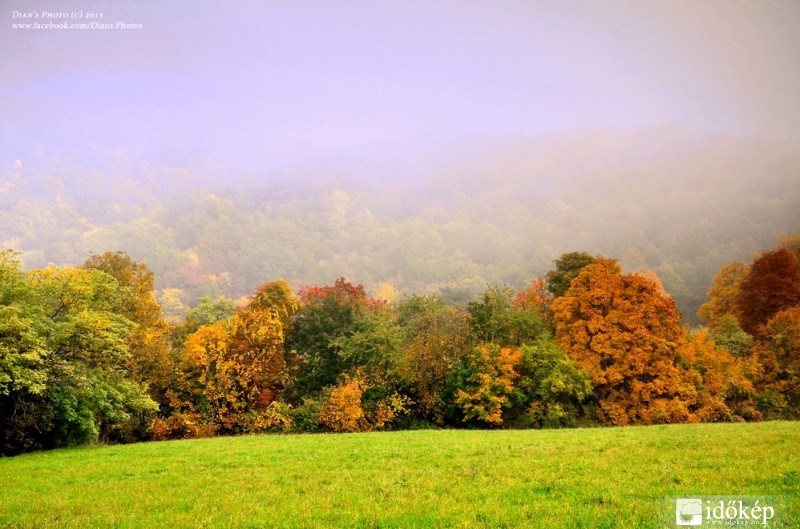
[2,129,798,323]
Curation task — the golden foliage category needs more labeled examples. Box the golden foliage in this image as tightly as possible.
[456,344,522,426]
[318,374,365,432]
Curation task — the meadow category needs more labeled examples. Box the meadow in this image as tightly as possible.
[1,422,798,528]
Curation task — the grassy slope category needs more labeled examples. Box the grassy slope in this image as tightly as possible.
[0,422,798,528]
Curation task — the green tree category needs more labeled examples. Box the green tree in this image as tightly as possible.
[333,305,404,379]
[170,295,237,348]
[0,306,47,398]
[466,285,547,347]
[1,264,157,454]
[396,295,471,423]
[546,252,596,298]
[286,278,377,399]
[83,252,175,440]
[510,337,593,428]
[710,314,754,357]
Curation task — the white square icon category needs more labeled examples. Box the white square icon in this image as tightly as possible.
[676,499,703,526]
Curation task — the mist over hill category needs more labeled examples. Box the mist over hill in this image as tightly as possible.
[1,127,797,323]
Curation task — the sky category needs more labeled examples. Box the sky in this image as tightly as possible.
[1,0,800,174]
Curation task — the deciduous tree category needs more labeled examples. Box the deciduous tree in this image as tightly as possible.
[397,295,470,422]
[546,252,596,298]
[287,278,378,398]
[551,259,696,425]
[754,307,800,418]
[455,344,521,426]
[511,337,593,428]
[733,249,800,336]
[697,261,749,328]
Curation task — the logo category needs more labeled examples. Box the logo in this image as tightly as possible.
[676,499,703,525]
[670,496,780,526]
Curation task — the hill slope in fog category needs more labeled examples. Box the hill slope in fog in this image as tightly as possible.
[1,127,797,322]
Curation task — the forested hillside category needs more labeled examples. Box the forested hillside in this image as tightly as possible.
[2,234,799,455]
[2,129,798,324]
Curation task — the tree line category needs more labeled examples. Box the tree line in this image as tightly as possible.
[1,234,799,455]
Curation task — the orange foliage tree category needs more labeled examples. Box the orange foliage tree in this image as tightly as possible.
[514,277,553,325]
[676,331,760,422]
[551,258,696,426]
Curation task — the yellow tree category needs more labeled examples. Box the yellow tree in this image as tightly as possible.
[697,261,749,328]
[318,374,365,432]
[169,292,289,435]
[455,344,522,426]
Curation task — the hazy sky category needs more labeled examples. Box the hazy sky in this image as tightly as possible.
[2,0,799,172]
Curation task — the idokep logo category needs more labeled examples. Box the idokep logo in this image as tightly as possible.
[671,496,780,526]
[676,498,703,526]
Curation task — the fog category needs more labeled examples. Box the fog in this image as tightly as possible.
[1,1,799,322]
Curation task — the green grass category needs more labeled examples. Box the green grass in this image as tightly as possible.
[1,422,798,528]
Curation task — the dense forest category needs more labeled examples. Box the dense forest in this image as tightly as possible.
[2,129,799,326]
[2,233,799,455]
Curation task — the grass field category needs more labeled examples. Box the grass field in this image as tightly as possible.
[0,422,798,528]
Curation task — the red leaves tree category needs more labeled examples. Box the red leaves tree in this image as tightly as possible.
[551,258,696,425]
[733,249,800,336]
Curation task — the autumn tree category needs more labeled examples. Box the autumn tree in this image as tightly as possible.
[317,374,365,432]
[733,249,800,336]
[514,277,553,322]
[286,278,379,399]
[776,232,800,264]
[455,344,521,426]
[551,259,696,426]
[249,279,298,329]
[676,330,759,422]
[697,261,749,328]
[753,307,800,418]
[396,295,471,422]
[160,281,294,436]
